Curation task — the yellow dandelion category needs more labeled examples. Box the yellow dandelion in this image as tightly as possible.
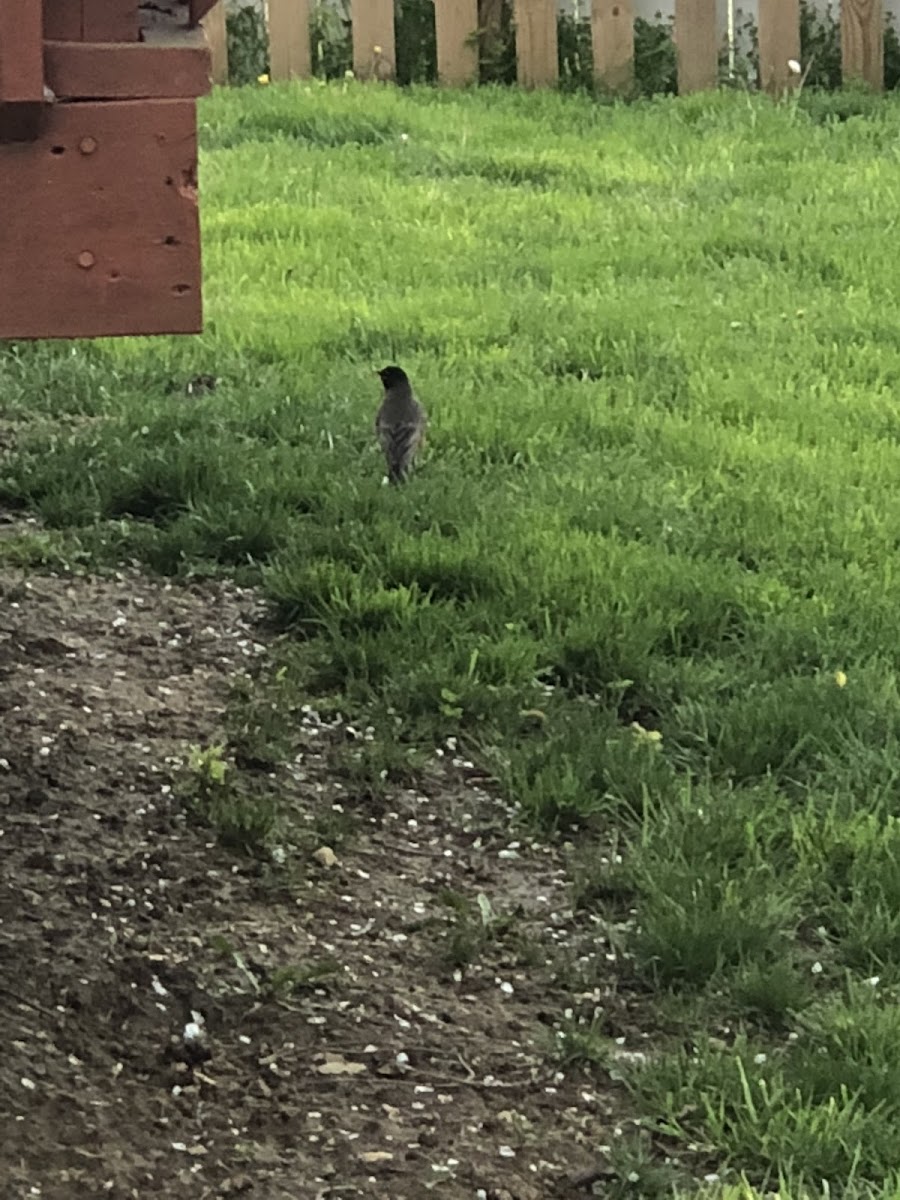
[373,44,383,55]
[257,73,270,85]
[834,670,848,689]
[631,722,663,748]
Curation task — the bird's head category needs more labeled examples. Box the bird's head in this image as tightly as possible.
[376,365,409,390]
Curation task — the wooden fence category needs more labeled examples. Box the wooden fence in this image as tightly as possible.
[203,0,889,96]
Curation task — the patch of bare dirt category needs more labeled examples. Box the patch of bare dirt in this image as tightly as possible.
[0,566,631,1199]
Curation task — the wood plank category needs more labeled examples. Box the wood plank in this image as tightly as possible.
[201,2,229,85]
[758,0,800,95]
[513,0,558,88]
[268,0,312,81]
[675,0,717,93]
[83,0,141,42]
[0,0,44,103]
[43,0,84,41]
[0,99,204,338]
[0,103,45,143]
[44,38,211,100]
[351,0,395,80]
[434,0,479,85]
[842,0,883,89]
[591,0,634,93]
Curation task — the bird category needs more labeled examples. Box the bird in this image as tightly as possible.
[374,365,427,484]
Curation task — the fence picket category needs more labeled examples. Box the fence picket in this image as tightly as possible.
[513,0,559,88]
[201,1,228,86]
[591,0,634,94]
[842,0,884,90]
[435,0,479,86]
[675,0,717,94]
[758,0,800,95]
[351,0,395,82]
[268,0,311,81]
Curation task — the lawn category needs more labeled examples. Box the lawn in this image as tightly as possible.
[5,79,900,1196]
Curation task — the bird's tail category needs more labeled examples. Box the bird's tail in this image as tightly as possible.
[386,462,410,485]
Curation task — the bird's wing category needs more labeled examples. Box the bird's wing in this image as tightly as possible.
[378,417,422,454]
[378,417,424,476]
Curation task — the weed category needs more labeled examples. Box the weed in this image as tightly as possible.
[226,667,299,770]
[333,736,426,803]
[263,959,340,1001]
[570,835,635,912]
[181,743,280,858]
[602,1131,693,1200]
[0,529,82,571]
[307,801,358,851]
[434,890,510,972]
[554,1011,613,1071]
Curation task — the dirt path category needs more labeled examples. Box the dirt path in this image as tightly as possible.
[0,562,630,1199]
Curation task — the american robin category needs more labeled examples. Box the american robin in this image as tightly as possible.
[374,365,427,484]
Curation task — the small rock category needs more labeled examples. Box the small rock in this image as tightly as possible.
[312,846,339,868]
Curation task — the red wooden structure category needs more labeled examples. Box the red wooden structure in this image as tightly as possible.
[0,2,216,339]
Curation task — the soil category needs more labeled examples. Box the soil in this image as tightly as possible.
[0,549,637,1199]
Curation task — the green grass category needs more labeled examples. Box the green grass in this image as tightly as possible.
[6,80,900,1194]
